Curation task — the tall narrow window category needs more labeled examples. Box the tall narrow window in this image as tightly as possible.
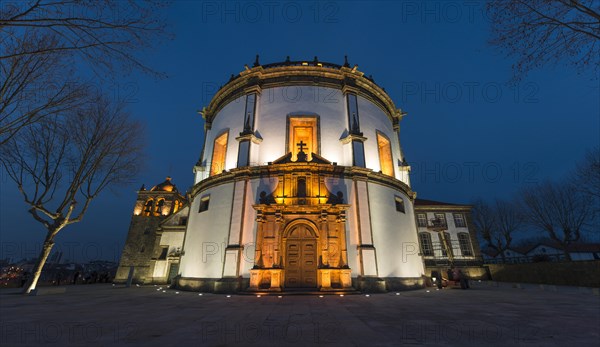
[458,233,473,256]
[243,93,257,133]
[376,132,394,176]
[346,93,360,134]
[210,131,228,176]
[352,141,365,167]
[288,117,318,161]
[297,177,306,198]
[453,213,466,227]
[237,140,250,167]
[417,213,427,227]
[419,232,434,256]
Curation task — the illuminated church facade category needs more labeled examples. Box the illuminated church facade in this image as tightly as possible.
[115,57,483,292]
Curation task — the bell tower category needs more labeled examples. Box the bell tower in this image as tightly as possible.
[115,177,186,284]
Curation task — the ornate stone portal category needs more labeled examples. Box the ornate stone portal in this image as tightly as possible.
[249,147,352,291]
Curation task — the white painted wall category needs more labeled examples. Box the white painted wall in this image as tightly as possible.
[342,178,360,277]
[179,183,234,278]
[160,231,185,253]
[239,179,262,276]
[198,86,408,184]
[256,86,347,165]
[151,231,185,278]
[368,183,424,277]
[358,96,401,180]
[203,97,246,174]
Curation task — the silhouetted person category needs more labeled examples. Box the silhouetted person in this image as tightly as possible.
[20,272,29,287]
[451,267,469,289]
[458,269,470,289]
[431,271,442,289]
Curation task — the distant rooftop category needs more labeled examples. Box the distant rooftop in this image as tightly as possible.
[414,198,467,207]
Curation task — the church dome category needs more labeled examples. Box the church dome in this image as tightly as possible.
[150,177,178,192]
[193,56,410,186]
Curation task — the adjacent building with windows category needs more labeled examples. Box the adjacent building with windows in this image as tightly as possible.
[414,199,485,278]
[115,58,483,291]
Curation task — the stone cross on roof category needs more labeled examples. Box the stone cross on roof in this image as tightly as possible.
[296,140,307,153]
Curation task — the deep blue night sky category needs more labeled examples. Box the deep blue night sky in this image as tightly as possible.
[1,1,598,263]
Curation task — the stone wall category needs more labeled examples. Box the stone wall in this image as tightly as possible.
[486,261,600,287]
[114,216,163,284]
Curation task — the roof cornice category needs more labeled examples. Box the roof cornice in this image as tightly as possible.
[200,61,407,126]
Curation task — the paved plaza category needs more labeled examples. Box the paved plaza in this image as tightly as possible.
[0,282,598,346]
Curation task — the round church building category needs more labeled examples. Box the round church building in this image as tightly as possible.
[177,57,425,293]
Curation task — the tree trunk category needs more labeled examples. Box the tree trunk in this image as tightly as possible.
[439,232,454,266]
[23,232,56,294]
[562,248,572,262]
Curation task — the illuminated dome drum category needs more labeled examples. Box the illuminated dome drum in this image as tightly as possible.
[177,57,424,292]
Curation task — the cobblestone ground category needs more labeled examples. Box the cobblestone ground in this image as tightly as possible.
[0,281,598,346]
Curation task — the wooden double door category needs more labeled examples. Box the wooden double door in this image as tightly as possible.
[284,225,317,288]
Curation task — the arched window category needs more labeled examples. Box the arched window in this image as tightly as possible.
[376,131,394,176]
[155,199,165,216]
[210,131,229,176]
[288,116,319,161]
[458,232,473,257]
[419,232,434,256]
[173,200,182,213]
[143,199,154,216]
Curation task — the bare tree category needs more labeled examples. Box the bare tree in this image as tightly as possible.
[575,148,600,216]
[487,0,600,81]
[0,0,170,142]
[472,199,497,253]
[0,0,169,72]
[520,181,594,261]
[0,94,143,293]
[472,198,523,263]
[0,32,89,145]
